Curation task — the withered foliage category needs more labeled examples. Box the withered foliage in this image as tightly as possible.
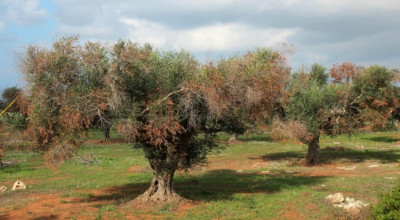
[270,119,313,143]
[19,35,399,201]
[105,41,291,202]
[20,36,109,166]
[193,49,290,137]
[330,62,358,83]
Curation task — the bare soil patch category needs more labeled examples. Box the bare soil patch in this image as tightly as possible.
[280,203,305,220]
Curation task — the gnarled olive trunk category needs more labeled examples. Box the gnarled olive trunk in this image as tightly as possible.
[306,136,320,165]
[228,133,238,142]
[141,169,178,202]
[136,160,182,204]
[135,133,193,204]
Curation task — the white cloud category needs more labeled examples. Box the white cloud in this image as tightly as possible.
[121,18,296,53]
[175,23,295,52]
[255,0,400,13]
[58,23,116,40]
[0,22,4,31]
[313,0,400,11]
[119,18,168,47]
[3,0,48,25]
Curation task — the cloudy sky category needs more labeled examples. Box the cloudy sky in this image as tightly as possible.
[0,0,400,89]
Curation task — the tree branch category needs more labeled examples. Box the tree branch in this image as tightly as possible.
[141,88,187,114]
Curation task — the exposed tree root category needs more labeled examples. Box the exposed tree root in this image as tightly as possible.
[131,172,190,206]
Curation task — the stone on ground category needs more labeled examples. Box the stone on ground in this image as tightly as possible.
[11,180,26,191]
[325,193,369,216]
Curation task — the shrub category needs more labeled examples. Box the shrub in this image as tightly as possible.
[0,112,27,131]
[371,182,400,219]
[0,112,29,150]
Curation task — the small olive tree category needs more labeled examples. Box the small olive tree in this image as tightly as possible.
[282,63,359,164]
[280,63,399,165]
[285,65,337,164]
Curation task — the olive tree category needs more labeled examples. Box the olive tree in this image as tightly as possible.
[282,63,359,164]
[109,42,290,203]
[351,65,399,130]
[207,49,290,142]
[285,64,336,164]
[20,37,109,165]
[281,63,398,165]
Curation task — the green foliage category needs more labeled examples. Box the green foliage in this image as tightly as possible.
[214,112,250,136]
[110,40,156,103]
[152,50,198,95]
[1,86,20,103]
[109,40,227,184]
[352,65,399,130]
[0,112,29,150]
[309,63,328,87]
[0,112,28,131]
[0,86,21,113]
[371,182,400,219]
[287,82,338,136]
[352,65,397,105]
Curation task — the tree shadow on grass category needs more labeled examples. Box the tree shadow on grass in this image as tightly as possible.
[178,170,326,202]
[258,147,400,164]
[362,136,400,143]
[237,134,272,142]
[74,169,326,204]
[0,163,36,174]
[255,151,304,162]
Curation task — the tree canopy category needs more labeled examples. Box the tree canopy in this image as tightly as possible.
[19,37,291,203]
[273,62,399,165]
[20,36,109,165]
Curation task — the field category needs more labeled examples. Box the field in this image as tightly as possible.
[1,131,400,219]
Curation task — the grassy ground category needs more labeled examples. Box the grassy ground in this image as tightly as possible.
[0,130,399,219]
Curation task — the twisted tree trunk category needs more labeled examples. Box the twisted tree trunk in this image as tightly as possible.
[229,133,238,142]
[135,161,183,204]
[0,150,3,166]
[104,127,111,142]
[306,136,320,165]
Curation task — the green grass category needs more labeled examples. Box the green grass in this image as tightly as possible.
[87,129,125,141]
[1,130,400,219]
